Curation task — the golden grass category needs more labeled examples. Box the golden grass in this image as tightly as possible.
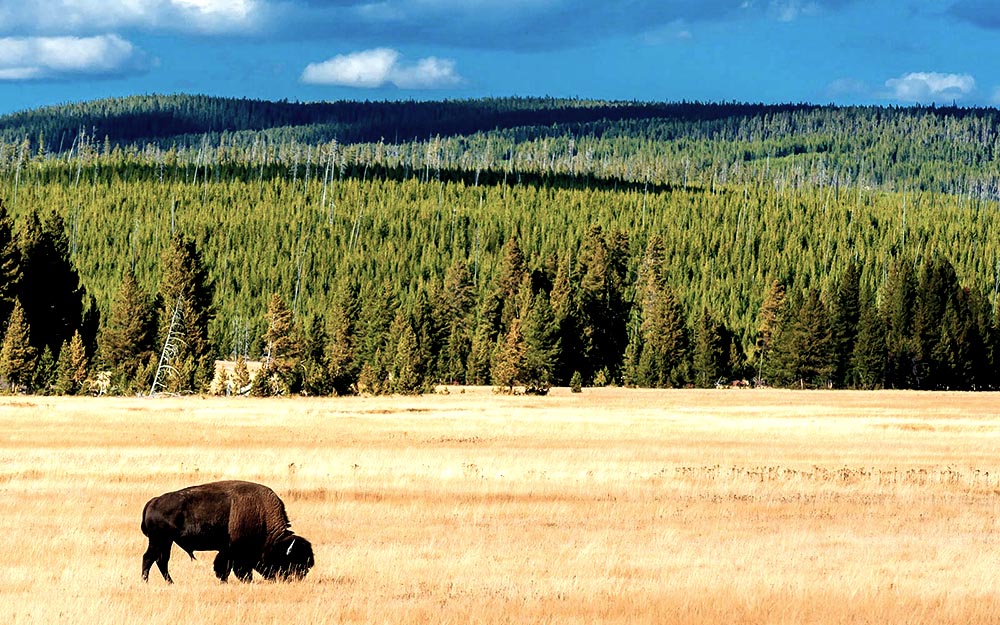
[3,388,1000,624]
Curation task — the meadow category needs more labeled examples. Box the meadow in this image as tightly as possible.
[2,388,1000,624]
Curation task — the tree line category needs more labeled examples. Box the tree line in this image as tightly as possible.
[0,194,996,394]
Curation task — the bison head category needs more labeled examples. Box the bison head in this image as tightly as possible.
[258,535,315,580]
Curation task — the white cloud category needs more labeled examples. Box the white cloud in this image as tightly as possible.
[391,56,461,89]
[884,72,976,103]
[0,35,149,81]
[0,0,260,35]
[301,48,463,89]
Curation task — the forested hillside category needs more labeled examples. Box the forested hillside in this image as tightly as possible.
[0,95,998,394]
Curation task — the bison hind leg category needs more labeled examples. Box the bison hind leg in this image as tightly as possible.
[142,540,174,584]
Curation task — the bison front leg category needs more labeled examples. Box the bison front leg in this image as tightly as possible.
[213,551,233,582]
[232,561,254,583]
[142,540,174,584]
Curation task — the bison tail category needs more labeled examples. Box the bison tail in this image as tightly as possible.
[140,498,153,536]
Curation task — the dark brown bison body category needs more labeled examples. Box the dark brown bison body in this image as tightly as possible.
[141,480,314,583]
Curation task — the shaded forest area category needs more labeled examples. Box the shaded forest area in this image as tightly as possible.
[0,95,998,394]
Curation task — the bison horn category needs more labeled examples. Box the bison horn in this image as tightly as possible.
[287,538,295,556]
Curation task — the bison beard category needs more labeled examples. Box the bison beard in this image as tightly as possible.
[141,480,314,583]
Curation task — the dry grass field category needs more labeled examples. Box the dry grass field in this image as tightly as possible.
[3,388,1000,624]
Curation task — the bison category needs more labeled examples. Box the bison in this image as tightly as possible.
[141,480,314,583]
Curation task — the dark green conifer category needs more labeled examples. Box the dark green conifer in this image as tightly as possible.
[389,312,422,394]
[157,233,215,392]
[17,210,84,356]
[99,267,156,391]
[262,292,301,395]
[636,285,688,387]
[830,261,861,387]
[0,299,36,392]
[882,259,917,388]
[520,289,559,394]
[0,200,21,328]
[768,289,834,388]
[692,307,725,388]
[849,287,886,389]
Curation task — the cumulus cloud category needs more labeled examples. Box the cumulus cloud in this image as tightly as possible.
[884,72,976,103]
[301,48,462,89]
[0,35,150,81]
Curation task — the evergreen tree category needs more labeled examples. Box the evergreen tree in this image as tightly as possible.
[357,351,388,395]
[411,291,437,385]
[768,289,834,388]
[692,307,725,388]
[300,313,330,396]
[262,292,301,394]
[914,256,959,388]
[0,200,21,328]
[882,258,918,388]
[549,251,578,385]
[754,279,786,385]
[576,225,629,383]
[636,285,688,387]
[54,330,88,395]
[232,354,251,393]
[0,299,36,392]
[491,318,526,393]
[520,289,559,394]
[621,309,643,387]
[849,288,886,388]
[157,233,215,392]
[326,282,361,395]
[99,267,156,391]
[32,346,55,395]
[356,280,398,377]
[466,286,504,385]
[496,236,529,333]
[636,235,667,304]
[80,295,101,364]
[434,261,476,384]
[968,288,998,389]
[17,210,84,356]
[829,261,861,387]
[389,311,422,394]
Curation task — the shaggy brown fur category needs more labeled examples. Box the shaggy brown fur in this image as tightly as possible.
[141,480,314,583]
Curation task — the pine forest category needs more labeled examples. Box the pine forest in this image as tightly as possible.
[1,95,1000,394]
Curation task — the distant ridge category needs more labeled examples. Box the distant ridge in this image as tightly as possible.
[0,94,826,150]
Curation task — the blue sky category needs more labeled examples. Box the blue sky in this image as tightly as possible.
[0,0,998,114]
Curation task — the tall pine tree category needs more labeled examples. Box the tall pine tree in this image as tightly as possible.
[99,267,156,392]
[0,299,36,392]
[0,200,21,329]
[157,233,215,392]
[17,210,84,357]
[261,292,301,395]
